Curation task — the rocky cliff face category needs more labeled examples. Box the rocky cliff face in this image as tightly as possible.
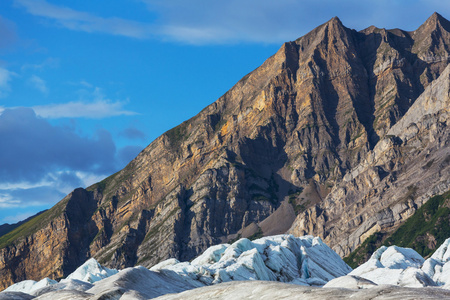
[289,51,450,257]
[1,13,450,290]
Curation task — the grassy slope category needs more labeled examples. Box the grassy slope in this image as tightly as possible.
[0,198,69,249]
[344,190,450,268]
[0,210,47,238]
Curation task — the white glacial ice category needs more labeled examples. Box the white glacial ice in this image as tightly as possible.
[5,236,450,299]
[152,234,352,286]
[422,237,450,286]
[3,278,57,295]
[86,265,203,299]
[349,245,434,287]
[1,257,118,297]
[61,257,118,284]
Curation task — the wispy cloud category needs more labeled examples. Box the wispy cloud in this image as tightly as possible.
[32,99,137,118]
[0,82,138,118]
[0,193,20,208]
[14,0,450,44]
[146,0,450,44]
[0,180,53,191]
[0,187,64,208]
[79,80,93,88]
[21,57,60,71]
[74,171,107,189]
[0,67,16,97]
[29,75,48,94]
[14,0,154,39]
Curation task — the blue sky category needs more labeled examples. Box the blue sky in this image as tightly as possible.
[0,0,448,225]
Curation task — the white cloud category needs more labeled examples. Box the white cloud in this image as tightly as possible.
[0,169,108,210]
[13,0,323,44]
[0,83,137,119]
[145,0,450,44]
[32,99,137,118]
[14,0,450,45]
[79,80,93,88]
[14,0,154,39]
[21,57,60,71]
[29,75,48,94]
[0,188,63,208]
[75,171,108,188]
[0,193,20,208]
[0,67,15,97]
[0,180,52,191]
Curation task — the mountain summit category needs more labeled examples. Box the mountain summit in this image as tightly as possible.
[1,13,450,290]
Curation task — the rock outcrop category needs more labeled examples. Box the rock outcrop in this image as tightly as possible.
[289,44,450,257]
[1,13,450,290]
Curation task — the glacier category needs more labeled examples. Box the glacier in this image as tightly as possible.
[2,235,450,299]
[151,235,351,286]
[345,238,450,288]
[61,257,118,283]
[3,278,57,295]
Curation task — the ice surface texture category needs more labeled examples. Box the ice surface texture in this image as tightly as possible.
[5,236,450,299]
[152,234,352,286]
[348,238,450,287]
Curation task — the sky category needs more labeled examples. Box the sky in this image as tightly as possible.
[0,0,449,225]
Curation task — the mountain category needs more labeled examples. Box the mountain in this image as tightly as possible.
[1,13,450,290]
[288,28,450,257]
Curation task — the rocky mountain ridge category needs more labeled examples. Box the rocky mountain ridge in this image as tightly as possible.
[1,13,450,290]
[288,56,450,257]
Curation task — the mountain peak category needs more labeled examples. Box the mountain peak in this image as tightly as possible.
[412,12,450,55]
[296,16,346,42]
[326,16,344,28]
[417,12,450,33]
[429,11,445,22]
[313,16,348,40]
[329,16,342,23]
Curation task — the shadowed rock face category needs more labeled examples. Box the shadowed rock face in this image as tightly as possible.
[2,13,450,290]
